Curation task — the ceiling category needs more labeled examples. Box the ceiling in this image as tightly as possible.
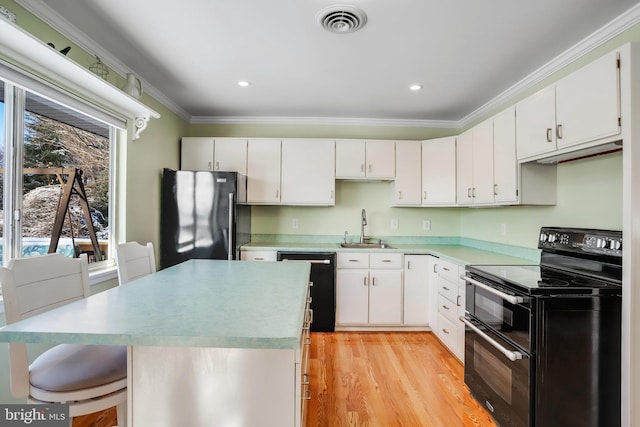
[18,0,640,126]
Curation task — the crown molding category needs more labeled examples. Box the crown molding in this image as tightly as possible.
[459,2,640,128]
[190,115,460,128]
[15,0,191,122]
[17,0,640,129]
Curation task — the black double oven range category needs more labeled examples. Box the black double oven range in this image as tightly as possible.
[462,227,622,427]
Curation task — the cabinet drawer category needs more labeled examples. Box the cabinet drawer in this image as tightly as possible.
[437,313,459,354]
[437,259,461,283]
[241,250,277,262]
[337,252,369,268]
[438,293,458,324]
[438,276,458,303]
[369,253,402,269]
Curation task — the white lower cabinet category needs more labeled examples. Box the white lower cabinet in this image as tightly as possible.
[336,252,403,326]
[403,255,433,326]
[434,258,465,362]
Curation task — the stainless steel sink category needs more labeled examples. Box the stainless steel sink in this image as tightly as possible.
[339,243,394,249]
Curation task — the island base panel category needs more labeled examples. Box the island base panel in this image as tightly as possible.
[129,346,297,427]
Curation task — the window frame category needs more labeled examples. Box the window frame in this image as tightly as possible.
[1,67,119,275]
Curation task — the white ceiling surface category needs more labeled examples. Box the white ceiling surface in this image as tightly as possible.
[24,0,640,126]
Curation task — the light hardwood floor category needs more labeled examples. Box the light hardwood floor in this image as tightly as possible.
[74,332,497,427]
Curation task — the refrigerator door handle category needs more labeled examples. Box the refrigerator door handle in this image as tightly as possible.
[228,192,234,260]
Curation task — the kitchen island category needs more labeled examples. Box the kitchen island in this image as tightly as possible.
[0,259,312,427]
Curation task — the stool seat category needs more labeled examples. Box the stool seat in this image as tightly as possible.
[30,344,127,392]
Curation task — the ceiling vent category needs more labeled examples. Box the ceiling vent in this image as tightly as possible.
[317,5,367,34]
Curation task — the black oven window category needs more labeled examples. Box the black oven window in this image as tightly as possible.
[474,341,513,404]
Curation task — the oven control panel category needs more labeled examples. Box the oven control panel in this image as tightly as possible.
[539,227,622,257]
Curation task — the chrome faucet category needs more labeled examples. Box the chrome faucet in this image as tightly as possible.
[360,208,367,243]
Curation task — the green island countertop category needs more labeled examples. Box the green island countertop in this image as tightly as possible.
[0,259,311,350]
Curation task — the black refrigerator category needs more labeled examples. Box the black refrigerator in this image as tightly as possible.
[160,168,251,269]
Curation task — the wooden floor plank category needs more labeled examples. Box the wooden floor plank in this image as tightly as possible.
[74,331,497,427]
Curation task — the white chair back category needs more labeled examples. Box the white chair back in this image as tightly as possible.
[0,253,127,425]
[1,253,90,325]
[116,241,156,284]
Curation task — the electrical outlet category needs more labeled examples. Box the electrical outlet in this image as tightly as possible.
[500,223,507,235]
[423,220,431,231]
[391,218,399,230]
[292,218,299,229]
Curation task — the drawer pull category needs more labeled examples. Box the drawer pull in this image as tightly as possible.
[349,259,360,262]
[254,257,264,261]
[381,259,392,263]
[442,305,450,310]
[442,267,450,272]
[442,328,450,334]
[442,286,450,291]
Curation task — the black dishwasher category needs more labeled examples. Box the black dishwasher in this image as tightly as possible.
[277,251,336,332]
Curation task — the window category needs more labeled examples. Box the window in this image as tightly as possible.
[1,78,115,266]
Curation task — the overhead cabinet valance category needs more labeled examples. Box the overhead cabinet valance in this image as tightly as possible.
[0,19,159,140]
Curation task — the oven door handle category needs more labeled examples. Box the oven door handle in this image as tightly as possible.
[461,275,524,305]
[460,316,524,362]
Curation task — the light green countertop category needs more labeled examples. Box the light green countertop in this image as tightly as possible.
[0,260,311,350]
[242,241,538,266]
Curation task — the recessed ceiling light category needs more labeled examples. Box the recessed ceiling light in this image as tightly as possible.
[238,81,251,87]
[409,84,423,91]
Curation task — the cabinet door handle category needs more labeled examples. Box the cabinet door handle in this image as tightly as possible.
[467,188,472,198]
[457,295,461,306]
[208,161,213,170]
[556,124,563,139]
[407,261,412,270]
[275,189,279,198]
[546,127,553,142]
[330,190,334,200]
[494,184,498,196]
[368,164,372,173]
[472,188,476,198]
[398,191,402,200]
[215,161,220,170]
[423,190,427,200]
[361,164,365,173]
[363,276,368,286]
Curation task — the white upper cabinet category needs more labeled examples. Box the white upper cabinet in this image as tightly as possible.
[181,137,247,173]
[517,49,621,161]
[213,138,247,174]
[335,139,395,179]
[281,139,335,206]
[422,137,457,206]
[181,137,214,171]
[515,86,557,159]
[555,50,620,150]
[393,141,422,206]
[247,138,281,204]
[457,119,494,206]
[493,107,518,204]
